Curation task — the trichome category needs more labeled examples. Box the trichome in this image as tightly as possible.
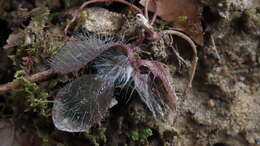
[50,32,177,132]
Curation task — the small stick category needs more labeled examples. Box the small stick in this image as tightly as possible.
[64,0,143,35]
[168,35,187,67]
[144,0,151,19]
[170,46,187,67]
[0,69,54,95]
[210,35,221,61]
[162,30,198,94]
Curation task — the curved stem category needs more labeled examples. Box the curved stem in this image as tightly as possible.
[150,0,158,25]
[64,0,143,35]
[162,30,198,94]
[145,0,150,19]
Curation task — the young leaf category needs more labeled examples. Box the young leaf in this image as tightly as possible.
[52,75,114,132]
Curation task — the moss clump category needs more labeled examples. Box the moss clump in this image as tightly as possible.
[12,70,51,117]
[241,7,260,35]
[84,127,107,146]
[128,126,153,142]
[7,7,64,73]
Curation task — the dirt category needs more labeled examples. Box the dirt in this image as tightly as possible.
[0,0,259,146]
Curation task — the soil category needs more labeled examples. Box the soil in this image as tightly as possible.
[0,0,259,146]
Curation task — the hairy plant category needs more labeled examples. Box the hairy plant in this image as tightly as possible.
[49,30,178,132]
[48,33,125,74]
[0,0,198,133]
[52,47,133,132]
[53,75,115,132]
[48,0,198,132]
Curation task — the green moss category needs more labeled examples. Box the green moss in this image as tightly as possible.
[7,7,64,72]
[14,70,26,78]
[37,130,50,146]
[174,16,188,23]
[97,128,107,143]
[30,8,50,29]
[63,0,71,9]
[48,12,60,20]
[12,70,51,117]
[242,7,260,35]
[85,133,99,146]
[128,126,153,142]
[0,11,8,20]
[129,128,139,141]
[84,127,107,146]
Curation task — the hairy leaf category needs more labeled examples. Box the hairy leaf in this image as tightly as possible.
[135,60,177,115]
[93,49,133,86]
[133,73,170,120]
[52,49,133,132]
[49,33,123,74]
[52,75,114,132]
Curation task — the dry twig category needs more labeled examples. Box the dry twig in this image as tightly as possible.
[162,30,198,94]
[144,0,150,19]
[144,0,158,25]
[0,69,54,95]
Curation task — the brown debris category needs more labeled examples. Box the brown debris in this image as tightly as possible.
[140,0,204,45]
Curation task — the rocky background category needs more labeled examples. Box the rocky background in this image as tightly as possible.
[0,0,259,146]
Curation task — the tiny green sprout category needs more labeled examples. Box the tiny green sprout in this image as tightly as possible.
[84,127,107,146]
[143,128,153,138]
[128,127,153,142]
[173,16,188,23]
[129,128,139,141]
[14,70,26,79]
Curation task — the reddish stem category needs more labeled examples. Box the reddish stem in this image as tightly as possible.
[64,0,143,35]
[114,44,135,59]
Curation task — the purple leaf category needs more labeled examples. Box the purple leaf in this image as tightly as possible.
[132,60,178,120]
[49,33,124,74]
[52,48,134,132]
[133,73,170,120]
[52,75,114,132]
